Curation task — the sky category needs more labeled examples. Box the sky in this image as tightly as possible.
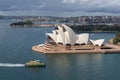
[0,0,120,16]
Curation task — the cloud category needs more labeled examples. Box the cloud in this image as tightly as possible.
[35,1,47,9]
[62,0,120,13]
[0,0,120,16]
[1,10,66,16]
[0,11,5,15]
[63,0,90,4]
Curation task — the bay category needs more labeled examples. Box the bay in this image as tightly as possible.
[0,20,119,80]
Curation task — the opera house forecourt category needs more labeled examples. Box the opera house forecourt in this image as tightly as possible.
[32,24,120,54]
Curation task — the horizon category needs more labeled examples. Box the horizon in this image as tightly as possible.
[2,15,120,17]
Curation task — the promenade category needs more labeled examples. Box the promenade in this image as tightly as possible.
[32,43,120,54]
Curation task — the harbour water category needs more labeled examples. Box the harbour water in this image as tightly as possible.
[0,20,120,80]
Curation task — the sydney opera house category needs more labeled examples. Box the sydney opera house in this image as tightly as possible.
[32,24,120,54]
[46,24,104,47]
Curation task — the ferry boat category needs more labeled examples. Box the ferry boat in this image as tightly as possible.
[25,60,46,67]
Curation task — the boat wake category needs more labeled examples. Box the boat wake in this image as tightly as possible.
[0,63,25,67]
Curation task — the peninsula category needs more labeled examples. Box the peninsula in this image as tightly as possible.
[10,21,34,27]
[32,24,120,54]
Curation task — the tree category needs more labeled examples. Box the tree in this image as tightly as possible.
[113,32,120,44]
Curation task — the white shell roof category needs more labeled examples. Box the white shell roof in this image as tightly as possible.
[46,24,104,46]
[90,39,105,47]
[76,33,89,44]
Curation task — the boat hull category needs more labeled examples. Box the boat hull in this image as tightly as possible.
[25,63,46,67]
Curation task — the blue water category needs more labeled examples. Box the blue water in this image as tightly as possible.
[0,20,119,80]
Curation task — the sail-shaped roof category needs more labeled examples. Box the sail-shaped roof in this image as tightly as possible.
[76,33,89,44]
[61,24,78,45]
[46,24,104,46]
[90,39,104,47]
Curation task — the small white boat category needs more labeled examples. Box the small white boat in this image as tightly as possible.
[25,60,46,67]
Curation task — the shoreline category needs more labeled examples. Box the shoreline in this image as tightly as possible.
[10,26,117,32]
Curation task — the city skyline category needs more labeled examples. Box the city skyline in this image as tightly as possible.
[1,0,120,16]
